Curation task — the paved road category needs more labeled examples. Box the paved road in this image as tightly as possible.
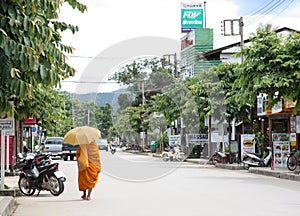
[13,150,300,216]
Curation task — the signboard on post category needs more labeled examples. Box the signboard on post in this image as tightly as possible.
[169,135,181,146]
[0,117,15,189]
[186,133,208,145]
[0,117,14,130]
[181,2,204,33]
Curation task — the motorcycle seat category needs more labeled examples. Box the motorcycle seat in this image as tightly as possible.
[245,152,263,158]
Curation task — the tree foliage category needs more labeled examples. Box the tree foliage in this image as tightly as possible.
[235,24,300,113]
[0,0,86,117]
[212,62,251,123]
[110,57,175,136]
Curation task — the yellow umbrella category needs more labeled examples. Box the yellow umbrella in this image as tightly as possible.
[64,126,101,145]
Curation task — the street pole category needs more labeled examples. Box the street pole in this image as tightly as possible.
[87,109,90,126]
[208,115,211,157]
[141,80,145,149]
[1,130,5,189]
[174,53,178,78]
[239,16,244,61]
[6,135,9,171]
[204,1,207,29]
[222,17,244,145]
[222,17,244,62]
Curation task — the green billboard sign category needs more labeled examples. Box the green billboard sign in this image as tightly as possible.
[181,2,204,33]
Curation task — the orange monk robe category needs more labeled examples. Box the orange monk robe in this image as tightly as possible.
[76,141,101,191]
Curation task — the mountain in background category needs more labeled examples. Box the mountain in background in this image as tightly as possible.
[71,88,130,110]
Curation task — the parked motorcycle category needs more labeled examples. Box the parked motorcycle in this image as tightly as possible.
[13,152,66,196]
[208,151,240,164]
[242,147,272,170]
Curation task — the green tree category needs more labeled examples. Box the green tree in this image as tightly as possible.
[117,93,132,111]
[212,62,251,123]
[110,57,175,138]
[96,103,114,138]
[31,89,73,137]
[0,0,86,117]
[235,24,300,113]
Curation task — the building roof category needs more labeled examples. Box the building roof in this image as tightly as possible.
[202,27,300,59]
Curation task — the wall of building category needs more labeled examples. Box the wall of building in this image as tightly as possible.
[180,28,221,79]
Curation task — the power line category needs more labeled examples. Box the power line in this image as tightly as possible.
[268,0,294,22]
[244,0,277,21]
[61,80,119,83]
[245,0,286,27]
[64,1,295,61]
[67,55,125,60]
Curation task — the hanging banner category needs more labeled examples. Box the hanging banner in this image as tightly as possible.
[296,116,300,133]
[257,93,268,116]
[290,116,296,133]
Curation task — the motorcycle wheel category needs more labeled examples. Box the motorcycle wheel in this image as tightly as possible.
[18,175,35,196]
[287,154,298,171]
[242,157,252,170]
[177,157,184,162]
[162,153,169,161]
[49,175,64,196]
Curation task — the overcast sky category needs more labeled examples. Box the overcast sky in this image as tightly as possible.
[59,0,300,93]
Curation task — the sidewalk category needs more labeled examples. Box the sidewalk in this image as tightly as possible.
[0,174,19,216]
[1,156,300,216]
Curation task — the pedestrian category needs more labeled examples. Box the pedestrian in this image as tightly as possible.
[76,141,101,201]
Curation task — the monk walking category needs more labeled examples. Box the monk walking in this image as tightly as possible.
[76,141,101,201]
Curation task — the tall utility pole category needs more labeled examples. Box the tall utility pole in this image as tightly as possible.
[221,17,244,146]
[239,17,244,61]
[222,16,244,61]
[162,53,179,135]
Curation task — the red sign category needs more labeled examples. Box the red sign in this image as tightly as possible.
[24,116,36,124]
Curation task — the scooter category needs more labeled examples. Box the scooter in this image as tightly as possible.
[242,147,272,170]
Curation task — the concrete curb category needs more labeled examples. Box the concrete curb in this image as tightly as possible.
[215,163,245,170]
[0,197,15,216]
[184,157,300,182]
[248,168,300,181]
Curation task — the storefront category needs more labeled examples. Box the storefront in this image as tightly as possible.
[261,96,299,168]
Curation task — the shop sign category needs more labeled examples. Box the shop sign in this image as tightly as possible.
[24,116,36,124]
[272,133,290,168]
[186,133,208,145]
[181,2,204,33]
[240,134,255,160]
